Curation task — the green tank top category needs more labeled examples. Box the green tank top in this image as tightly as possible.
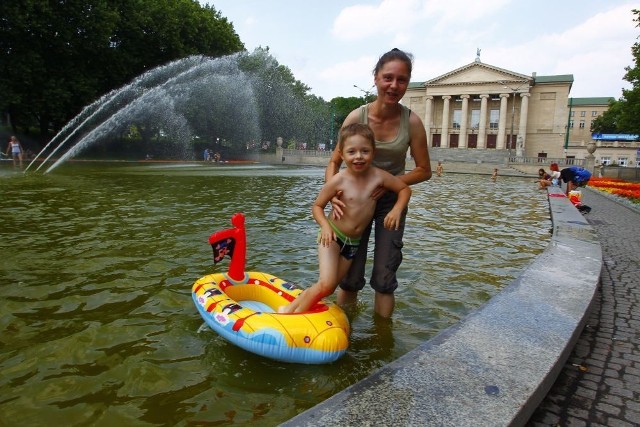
[359,104,410,176]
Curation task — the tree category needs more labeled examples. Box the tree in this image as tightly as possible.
[237,47,331,149]
[0,0,243,138]
[591,100,623,133]
[591,8,640,136]
[617,8,640,135]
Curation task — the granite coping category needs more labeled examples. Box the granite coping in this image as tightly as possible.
[282,187,603,427]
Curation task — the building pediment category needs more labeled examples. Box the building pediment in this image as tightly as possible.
[426,62,531,88]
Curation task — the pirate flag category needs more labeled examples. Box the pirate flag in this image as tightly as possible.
[212,237,235,264]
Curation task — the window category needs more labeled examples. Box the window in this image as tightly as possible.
[569,121,574,128]
[452,110,461,129]
[618,157,628,167]
[570,111,575,117]
[471,109,480,129]
[580,111,586,117]
[591,111,598,117]
[600,156,611,165]
[489,109,499,130]
[579,121,585,129]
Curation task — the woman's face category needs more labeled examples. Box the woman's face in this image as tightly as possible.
[374,59,410,105]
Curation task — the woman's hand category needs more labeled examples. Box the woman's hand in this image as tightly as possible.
[330,190,346,220]
[370,184,386,200]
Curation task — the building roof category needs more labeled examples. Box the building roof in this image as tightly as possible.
[533,74,574,84]
[569,97,615,106]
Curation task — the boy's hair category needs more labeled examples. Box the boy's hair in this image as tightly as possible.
[338,123,376,151]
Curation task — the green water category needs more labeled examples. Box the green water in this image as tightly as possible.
[0,162,550,426]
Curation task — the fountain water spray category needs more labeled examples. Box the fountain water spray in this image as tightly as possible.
[27,53,262,174]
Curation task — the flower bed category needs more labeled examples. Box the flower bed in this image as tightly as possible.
[588,177,640,205]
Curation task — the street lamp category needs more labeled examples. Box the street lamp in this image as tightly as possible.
[354,84,375,102]
[503,81,528,157]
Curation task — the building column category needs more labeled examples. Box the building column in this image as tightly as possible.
[497,93,509,149]
[459,95,470,149]
[477,94,489,149]
[441,95,451,148]
[425,96,433,147]
[516,93,530,157]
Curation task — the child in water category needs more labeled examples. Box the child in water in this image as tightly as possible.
[491,168,498,181]
[279,123,411,313]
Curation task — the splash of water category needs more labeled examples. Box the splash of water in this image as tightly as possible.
[27,54,262,173]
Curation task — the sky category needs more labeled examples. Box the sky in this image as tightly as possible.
[203,0,637,101]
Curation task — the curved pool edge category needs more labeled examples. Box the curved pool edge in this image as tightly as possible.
[281,186,602,426]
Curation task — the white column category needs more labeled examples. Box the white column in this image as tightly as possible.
[441,96,451,148]
[497,93,509,149]
[459,95,469,149]
[516,93,530,156]
[425,96,433,147]
[477,94,489,149]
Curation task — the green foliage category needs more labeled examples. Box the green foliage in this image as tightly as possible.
[0,2,342,159]
[593,8,640,135]
[331,96,365,127]
[0,0,243,138]
[591,100,623,133]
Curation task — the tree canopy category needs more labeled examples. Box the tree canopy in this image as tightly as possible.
[592,8,640,136]
[0,0,244,137]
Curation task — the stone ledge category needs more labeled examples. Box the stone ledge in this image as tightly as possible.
[282,187,602,426]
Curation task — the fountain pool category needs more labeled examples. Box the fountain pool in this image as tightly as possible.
[0,163,550,426]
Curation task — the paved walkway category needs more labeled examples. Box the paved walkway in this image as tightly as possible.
[527,189,640,426]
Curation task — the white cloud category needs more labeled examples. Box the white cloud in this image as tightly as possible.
[332,0,426,40]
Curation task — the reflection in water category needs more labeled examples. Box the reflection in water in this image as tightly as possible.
[0,163,549,425]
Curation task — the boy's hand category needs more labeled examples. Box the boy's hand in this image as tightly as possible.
[319,224,336,247]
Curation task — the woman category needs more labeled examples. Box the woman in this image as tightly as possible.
[5,136,23,168]
[326,48,432,318]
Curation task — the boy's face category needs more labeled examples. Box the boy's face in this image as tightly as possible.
[340,135,374,173]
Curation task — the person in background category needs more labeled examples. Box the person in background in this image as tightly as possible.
[436,161,443,177]
[491,168,498,181]
[538,168,552,189]
[325,48,432,318]
[560,166,592,195]
[5,136,23,168]
[280,123,411,313]
[548,163,561,186]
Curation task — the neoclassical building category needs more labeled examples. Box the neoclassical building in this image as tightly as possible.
[402,56,636,166]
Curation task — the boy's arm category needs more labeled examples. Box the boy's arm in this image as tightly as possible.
[312,175,341,243]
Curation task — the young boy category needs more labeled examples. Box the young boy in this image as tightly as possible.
[279,123,411,313]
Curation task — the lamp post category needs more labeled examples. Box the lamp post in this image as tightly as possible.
[329,103,335,151]
[354,84,375,103]
[503,82,528,157]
